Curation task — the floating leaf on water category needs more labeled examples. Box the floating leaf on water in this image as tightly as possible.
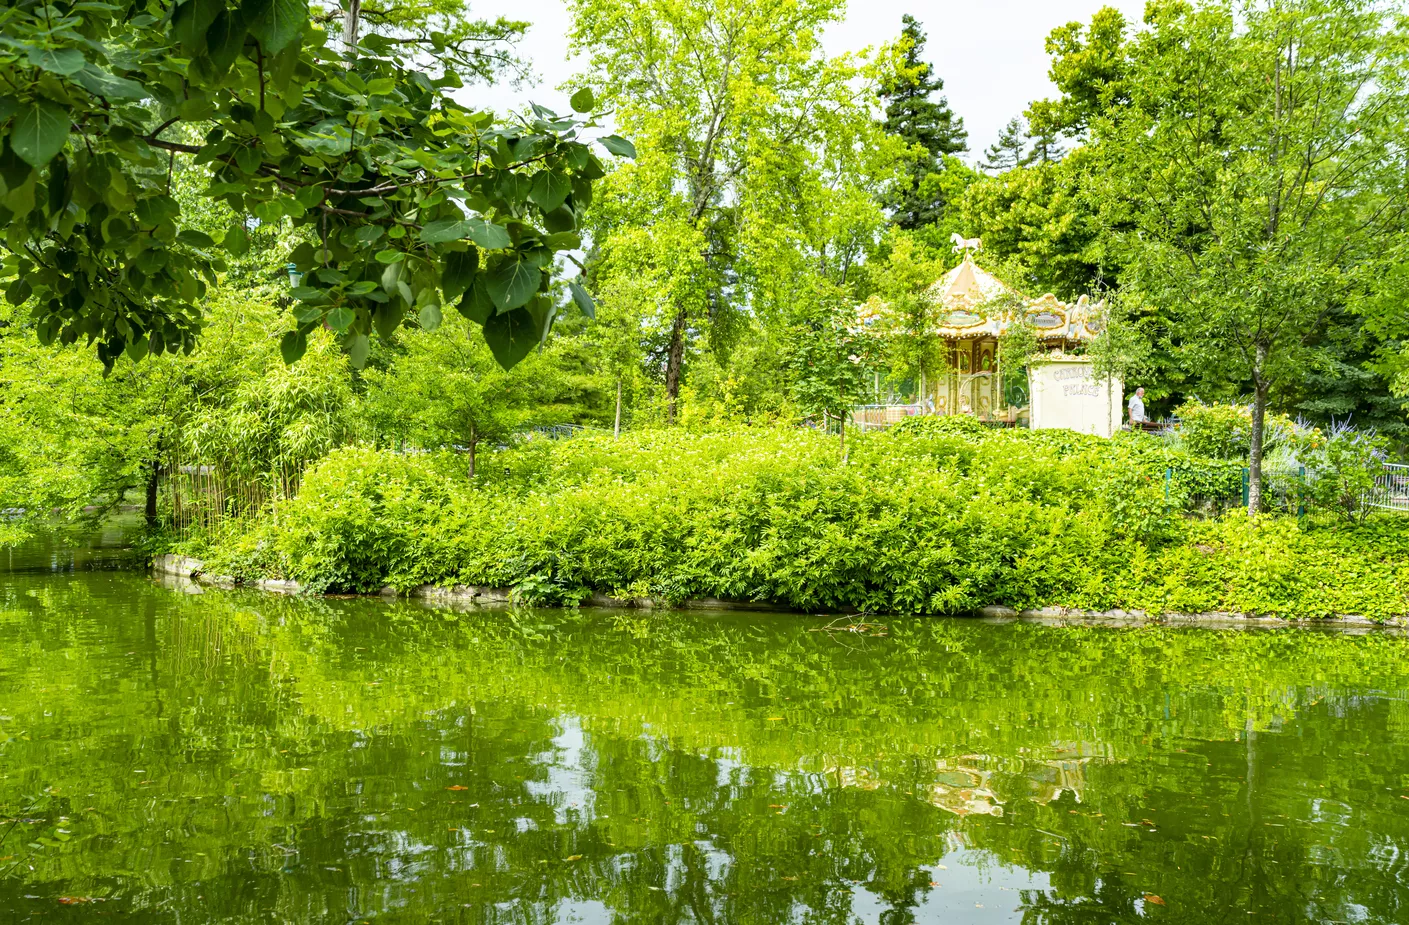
[1144,893,1166,906]
[446,785,469,791]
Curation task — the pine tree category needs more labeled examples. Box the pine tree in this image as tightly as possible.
[1022,129,1066,166]
[982,117,1029,172]
[880,15,968,229]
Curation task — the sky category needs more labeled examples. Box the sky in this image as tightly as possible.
[466,0,1147,162]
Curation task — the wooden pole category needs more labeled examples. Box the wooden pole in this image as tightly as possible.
[614,377,622,439]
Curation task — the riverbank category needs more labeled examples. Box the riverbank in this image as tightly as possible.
[163,424,1409,625]
[151,553,1398,629]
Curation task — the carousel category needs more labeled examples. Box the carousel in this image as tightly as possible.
[854,236,1111,430]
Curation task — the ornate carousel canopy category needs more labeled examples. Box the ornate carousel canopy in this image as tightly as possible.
[858,251,1106,344]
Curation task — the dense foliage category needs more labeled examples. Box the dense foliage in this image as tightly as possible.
[190,423,1409,620]
[3,0,1409,587]
[0,0,628,371]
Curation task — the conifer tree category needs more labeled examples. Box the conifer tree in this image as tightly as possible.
[1021,129,1066,166]
[981,117,1029,172]
[880,15,968,228]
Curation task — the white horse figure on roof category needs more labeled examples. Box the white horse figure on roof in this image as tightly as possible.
[950,233,982,255]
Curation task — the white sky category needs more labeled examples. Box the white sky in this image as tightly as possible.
[466,0,1147,161]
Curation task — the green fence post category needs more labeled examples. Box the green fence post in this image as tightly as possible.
[1164,467,1172,509]
[1241,467,1249,509]
[1298,465,1306,525]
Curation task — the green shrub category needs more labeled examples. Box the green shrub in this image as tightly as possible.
[1304,428,1391,524]
[192,425,1409,621]
[1176,402,1255,460]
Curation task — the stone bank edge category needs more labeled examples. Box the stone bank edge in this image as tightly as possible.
[150,554,1401,629]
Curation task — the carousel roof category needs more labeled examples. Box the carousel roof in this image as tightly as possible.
[857,256,1105,343]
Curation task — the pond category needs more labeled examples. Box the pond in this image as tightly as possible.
[1,555,1408,922]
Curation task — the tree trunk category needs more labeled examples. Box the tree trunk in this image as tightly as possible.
[1247,345,1269,515]
[467,423,477,481]
[664,307,687,424]
[838,408,846,463]
[144,459,160,530]
[343,0,362,52]
[614,377,622,439]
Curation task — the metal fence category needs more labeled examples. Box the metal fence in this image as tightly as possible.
[1367,463,1409,512]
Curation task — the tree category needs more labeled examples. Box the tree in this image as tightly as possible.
[981,117,1028,173]
[1021,128,1065,166]
[956,149,1104,299]
[321,0,533,85]
[785,299,875,460]
[1089,0,1409,512]
[0,0,630,373]
[568,0,905,423]
[861,230,946,406]
[1086,290,1154,430]
[360,314,579,479]
[879,15,967,229]
[1026,5,1132,141]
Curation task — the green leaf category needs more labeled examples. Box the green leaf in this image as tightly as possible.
[206,10,248,72]
[441,248,478,301]
[373,302,404,339]
[380,260,401,294]
[280,330,307,364]
[347,333,370,368]
[246,0,306,53]
[456,280,494,324]
[177,229,216,248]
[425,216,512,250]
[545,232,581,250]
[295,183,324,209]
[292,304,323,324]
[27,47,87,76]
[6,277,32,305]
[569,279,596,319]
[570,87,595,113]
[599,135,636,159]
[326,306,354,332]
[418,302,442,331]
[529,171,571,213]
[543,206,577,235]
[420,219,472,244]
[353,224,382,245]
[174,0,224,50]
[465,218,511,250]
[10,99,71,167]
[486,256,542,312]
[482,307,539,369]
[73,65,147,101]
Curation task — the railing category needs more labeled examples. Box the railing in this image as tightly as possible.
[1367,463,1409,512]
[851,403,928,431]
[526,424,588,440]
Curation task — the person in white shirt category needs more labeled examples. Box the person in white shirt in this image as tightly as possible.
[1128,388,1146,428]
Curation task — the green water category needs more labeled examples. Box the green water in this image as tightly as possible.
[1,558,1408,922]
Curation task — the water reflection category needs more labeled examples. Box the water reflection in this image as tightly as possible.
[0,571,1406,923]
